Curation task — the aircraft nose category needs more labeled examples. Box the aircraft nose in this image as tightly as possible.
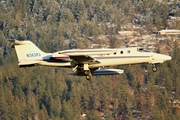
[166,55,172,61]
[153,54,172,62]
[159,54,172,61]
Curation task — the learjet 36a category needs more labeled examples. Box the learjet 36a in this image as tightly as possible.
[8,40,172,80]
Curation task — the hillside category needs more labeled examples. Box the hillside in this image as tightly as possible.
[0,0,180,119]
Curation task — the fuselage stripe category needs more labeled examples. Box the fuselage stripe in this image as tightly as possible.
[61,50,114,53]
[53,56,150,59]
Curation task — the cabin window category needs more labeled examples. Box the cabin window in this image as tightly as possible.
[120,51,123,54]
[137,48,151,52]
[127,50,130,53]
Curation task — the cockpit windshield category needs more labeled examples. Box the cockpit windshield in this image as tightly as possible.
[137,48,151,52]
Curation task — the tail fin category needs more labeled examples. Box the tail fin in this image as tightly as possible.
[8,40,47,65]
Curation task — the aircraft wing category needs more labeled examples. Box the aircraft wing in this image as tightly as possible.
[69,55,100,64]
[69,69,124,76]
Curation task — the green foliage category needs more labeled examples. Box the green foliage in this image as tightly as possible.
[0,0,180,119]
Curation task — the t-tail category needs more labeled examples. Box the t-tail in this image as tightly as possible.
[8,40,51,67]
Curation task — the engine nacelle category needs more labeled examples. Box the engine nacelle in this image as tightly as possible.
[51,52,71,62]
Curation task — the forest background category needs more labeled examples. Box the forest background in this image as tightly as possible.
[1,0,180,119]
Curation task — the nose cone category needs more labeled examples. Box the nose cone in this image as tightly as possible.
[165,55,172,61]
[154,54,172,62]
[161,54,172,61]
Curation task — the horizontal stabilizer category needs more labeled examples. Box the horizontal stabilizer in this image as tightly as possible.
[18,61,42,66]
[8,40,30,45]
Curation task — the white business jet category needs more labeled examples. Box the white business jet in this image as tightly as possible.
[8,40,172,80]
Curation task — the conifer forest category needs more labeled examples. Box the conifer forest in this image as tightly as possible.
[1,0,180,119]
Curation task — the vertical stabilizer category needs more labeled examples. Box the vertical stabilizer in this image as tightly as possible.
[8,40,46,62]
